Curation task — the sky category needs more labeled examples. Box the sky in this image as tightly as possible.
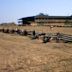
[0,0,72,24]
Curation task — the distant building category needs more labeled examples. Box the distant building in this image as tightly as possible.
[18,13,72,26]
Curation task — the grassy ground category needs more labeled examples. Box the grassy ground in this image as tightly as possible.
[0,25,72,34]
[0,26,72,72]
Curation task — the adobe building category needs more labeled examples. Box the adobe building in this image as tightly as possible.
[18,13,72,26]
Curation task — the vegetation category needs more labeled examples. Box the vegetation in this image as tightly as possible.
[65,20,72,26]
[0,26,72,72]
[0,22,16,26]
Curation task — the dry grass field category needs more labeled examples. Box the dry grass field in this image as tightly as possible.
[0,26,72,72]
[0,25,72,34]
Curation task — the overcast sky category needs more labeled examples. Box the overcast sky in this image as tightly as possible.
[0,0,72,23]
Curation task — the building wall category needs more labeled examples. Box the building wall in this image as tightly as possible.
[35,18,72,26]
[31,22,37,26]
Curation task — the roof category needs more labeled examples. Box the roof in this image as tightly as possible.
[19,13,72,20]
[35,13,72,19]
[19,16,35,20]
